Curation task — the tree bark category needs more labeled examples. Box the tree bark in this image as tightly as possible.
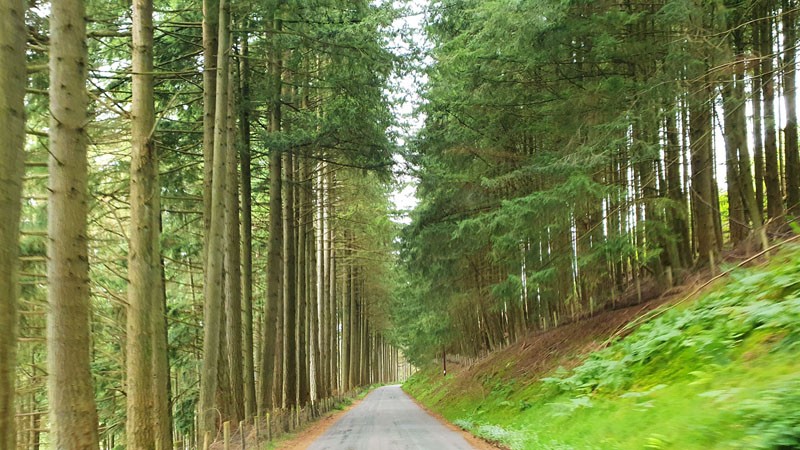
[783,0,800,214]
[327,172,338,395]
[238,30,257,420]
[283,147,297,407]
[752,14,765,217]
[761,11,784,219]
[127,0,167,444]
[258,1,283,413]
[297,153,309,406]
[202,0,219,248]
[225,58,245,423]
[723,81,748,245]
[0,0,26,445]
[47,0,101,444]
[690,77,718,264]
[198,0,230,435]
[342,231,351,392]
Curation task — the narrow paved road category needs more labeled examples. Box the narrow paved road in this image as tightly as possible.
[307,385,476,449]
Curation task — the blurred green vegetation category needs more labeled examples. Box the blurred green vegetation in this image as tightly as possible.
[405,246,800,449]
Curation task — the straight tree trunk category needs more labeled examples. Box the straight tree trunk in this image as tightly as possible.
[341,233,351,392]
[202,0,219,247]
[723,81,748,244]
[732,27,768,249]
[47,0,100,445]
[690,78,718,264]
[309,197,321,403]
[783,0,800,214]
[664,109,690,267]
[297,154,309,406]
[328,177,338,395]
[225,59,245,424]
[349,264,359,389]
[752,14,766,216]
[317,163,329,400]
[127,0,166,444]
[283,147,297,407]
[761,11,784,219]
[198,0,230,434]
[216,288,232,422]
[0,0,26,445]
[238,31,257,419]
[153,254,171,450]
[258,2,283,413]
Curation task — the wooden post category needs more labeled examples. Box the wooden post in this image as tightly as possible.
[240,420,245,450]
[266,412,271,441]
[223,421,231,450]
[709,251,717,276]
[254,415,260,444]
[203,431,210,450]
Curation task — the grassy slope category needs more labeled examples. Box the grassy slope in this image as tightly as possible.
[405,246,800,450]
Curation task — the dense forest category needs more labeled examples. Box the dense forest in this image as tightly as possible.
[2,0,800,448]
[396,0,800,364]
[2,0,409,448]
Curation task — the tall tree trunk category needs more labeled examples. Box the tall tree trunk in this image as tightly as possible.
[202,0,218,249]
[127,0,168,444]
[238,31,257,419]
[47,0,100,444]
[317,162,329,400]
[297,154,310,406]
[690,77,718,264]
[664,108,691,267]
[783,0,800,214]
[349,264,359,389]
[752,13,766,217]
[283,146,297,407]
[723,81,748,245]
[153,251,171,450]
[198,0,230,435]
[328,174,338,395]
[216,286,232,422]
[0,0,26,445]
[732,26,768,249]
[225,59,245,423]
[761,11,784,219]
[341,232,351,392]
[258,1,283,413]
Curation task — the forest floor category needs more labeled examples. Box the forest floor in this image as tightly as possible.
[405,243,800,449]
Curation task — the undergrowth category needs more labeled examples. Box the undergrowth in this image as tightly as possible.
[405,245,800,449]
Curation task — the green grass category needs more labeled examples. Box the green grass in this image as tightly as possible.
[405,246,800,449]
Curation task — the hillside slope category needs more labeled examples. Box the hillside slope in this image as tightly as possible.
[405,246,800,449]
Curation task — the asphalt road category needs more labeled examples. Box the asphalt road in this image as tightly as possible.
[307,385,476,450]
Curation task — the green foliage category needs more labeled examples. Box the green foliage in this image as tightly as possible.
[404,246,800,449]
[548,248,800,394]
[735,380,800,449]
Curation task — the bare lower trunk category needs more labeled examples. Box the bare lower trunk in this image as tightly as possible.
[783,0,800,214]
[225,60,245,423]
[258,4,283,413]
[127,0,163,445]
[47,0,100,445]
[761,11,784,219]
[238,32,257,419]
[283,148,297,407]
[0,0,26,445]
[199,0,230,435]
[690,77,717,264]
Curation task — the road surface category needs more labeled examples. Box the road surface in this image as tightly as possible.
[307,385,476,449]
